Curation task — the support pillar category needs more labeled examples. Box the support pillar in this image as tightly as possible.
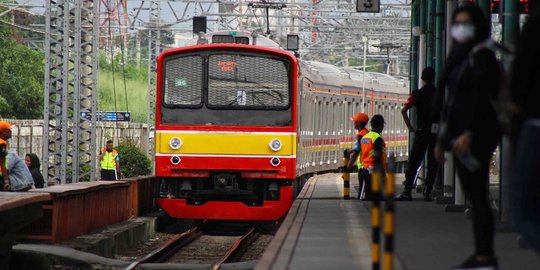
[500,0,520,224]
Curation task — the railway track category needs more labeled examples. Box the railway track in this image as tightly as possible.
[126,226,269,270]
[125,227,202,269]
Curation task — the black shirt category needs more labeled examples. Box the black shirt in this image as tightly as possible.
[440,48,501,157]
[409,84,437,130]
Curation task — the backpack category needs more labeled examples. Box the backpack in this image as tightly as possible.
[469,40,516,136]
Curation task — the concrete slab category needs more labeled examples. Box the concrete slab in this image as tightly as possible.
[257,174,405,270]
[11,243,130,270]
[61,216,156,258]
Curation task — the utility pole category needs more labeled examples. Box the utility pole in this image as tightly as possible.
[362,36,368,113]
[500,0,520,224]
[247,1,287,36]
[374,44,402,75]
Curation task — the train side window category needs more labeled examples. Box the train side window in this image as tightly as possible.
[347,102,352,135]
[383,105,388,134]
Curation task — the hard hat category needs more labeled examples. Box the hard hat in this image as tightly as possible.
[351,112,369,123]
[0,121,15,132]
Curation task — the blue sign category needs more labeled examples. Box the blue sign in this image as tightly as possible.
[80,112,131,122]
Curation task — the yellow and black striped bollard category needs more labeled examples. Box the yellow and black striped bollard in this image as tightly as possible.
[342,150,350,200]
[383,156,396,270]
[371,167,382,270]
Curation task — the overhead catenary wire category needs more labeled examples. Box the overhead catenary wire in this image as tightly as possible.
[117,0,132,140]
[106,4,120,144]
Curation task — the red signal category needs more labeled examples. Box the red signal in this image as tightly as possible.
[467,0,529,14]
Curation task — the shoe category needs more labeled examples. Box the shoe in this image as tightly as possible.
[395,193,412,201]
[451,255,498,270]
[424,193,434,202]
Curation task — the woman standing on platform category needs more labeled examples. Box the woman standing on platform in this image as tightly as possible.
[434,4,501,270]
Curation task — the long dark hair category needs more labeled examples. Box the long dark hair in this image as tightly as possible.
[26,153,40,170]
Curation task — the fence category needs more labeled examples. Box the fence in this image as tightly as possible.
[5,119,149,164]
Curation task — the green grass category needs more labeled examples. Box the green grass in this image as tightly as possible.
[98,70,148,123]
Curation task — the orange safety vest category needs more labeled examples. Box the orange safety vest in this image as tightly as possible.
[360,131,386,169]
[356,128,369,169]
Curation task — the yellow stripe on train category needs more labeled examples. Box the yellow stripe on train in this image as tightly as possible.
[156,132,296,155]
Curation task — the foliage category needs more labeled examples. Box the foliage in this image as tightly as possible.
[66,164,92,182]
[98,70,148,123]
[99,50,148,81]
[116,140,151,178]
[131,29,175,58]
[0,26,44,119]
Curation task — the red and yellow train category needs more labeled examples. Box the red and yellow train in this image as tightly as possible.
[155,31,409,221]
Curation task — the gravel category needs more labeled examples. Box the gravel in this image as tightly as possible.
[113,232,178,261]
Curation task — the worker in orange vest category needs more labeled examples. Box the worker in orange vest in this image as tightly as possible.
[359,114,386,200]
[346,112,370,199]
[0,121,14,191]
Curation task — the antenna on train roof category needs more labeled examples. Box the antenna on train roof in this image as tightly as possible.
[251,31,258,45]
[197,32,208,45]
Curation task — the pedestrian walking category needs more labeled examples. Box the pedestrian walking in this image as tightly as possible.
[100,140,123,180]
[396,67,439,201]
[434,5,501,269]
[359,114,386,200]
[346,112,370,199]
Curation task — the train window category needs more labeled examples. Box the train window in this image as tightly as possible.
[163,55,204,107]
[207,54,290,109]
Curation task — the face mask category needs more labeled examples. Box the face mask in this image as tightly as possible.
[451,24,475,43]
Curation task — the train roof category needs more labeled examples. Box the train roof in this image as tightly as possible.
[301,61,409,95]
[185,30,283,50]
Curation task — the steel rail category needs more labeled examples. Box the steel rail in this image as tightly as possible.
[211,228,260,270]
[126,227,201,270]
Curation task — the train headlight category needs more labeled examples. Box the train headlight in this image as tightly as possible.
[270,157,281,167]
[269,139,282,151]
[171,156,181,165]
[169,137,183,150]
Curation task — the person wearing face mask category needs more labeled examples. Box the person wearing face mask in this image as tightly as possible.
[434,4,501,270]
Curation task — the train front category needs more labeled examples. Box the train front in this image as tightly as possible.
[155,44,298,221]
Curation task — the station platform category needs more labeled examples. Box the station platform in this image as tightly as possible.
[0,192,50,269]
[256,173,540,270]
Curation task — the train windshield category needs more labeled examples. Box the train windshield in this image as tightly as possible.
[161,52,293,126]
[207,54,290,109]
[164,55,204,107]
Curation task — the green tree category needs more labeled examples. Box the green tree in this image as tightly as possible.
[0,26,44,119]
[116,140,151,178]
